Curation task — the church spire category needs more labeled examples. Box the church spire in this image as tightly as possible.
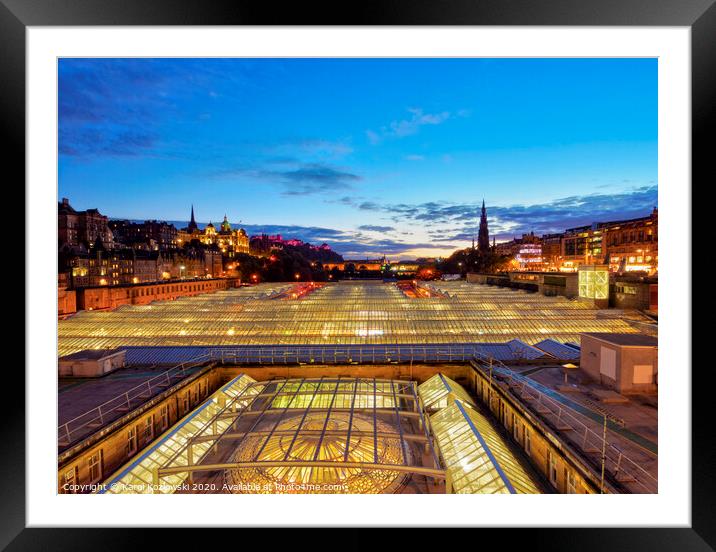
[478,199,490,254]
[188,204,198,233]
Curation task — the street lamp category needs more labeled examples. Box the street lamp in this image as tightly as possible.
[295,273,301,280]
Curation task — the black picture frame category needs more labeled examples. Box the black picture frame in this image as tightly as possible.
[6,0,708,548]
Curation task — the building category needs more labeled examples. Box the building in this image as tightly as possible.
[611,276,658,314]
[59,348,126,378]
[109,219,178,251]
[57,279,658,495]
[58,198,114,249]
[56,351,656,495]
[562,223,604,271]
[58,273,77,316]
[540,233,564,270]
[601,208,658,274]
[249,233,333,257]
[322,259,386,273]
[495,209,658,275]
[579,333,658,394]
[75,277,240,311]
[59,280,643,358]
[68,243,135,287]
[177,207,250,256]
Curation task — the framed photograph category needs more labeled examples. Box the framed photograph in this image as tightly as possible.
[8,0,709,547]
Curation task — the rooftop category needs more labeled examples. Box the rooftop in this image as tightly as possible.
[100,373,544,494]
[58,281,642,357]
[59,347,124,361]
[581,332,658,347]
[58,362,207,451]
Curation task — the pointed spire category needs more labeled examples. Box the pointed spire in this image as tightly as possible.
[478,199,490,254]
[188,204,198,232]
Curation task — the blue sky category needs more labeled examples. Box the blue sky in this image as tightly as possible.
[58,58,657,259]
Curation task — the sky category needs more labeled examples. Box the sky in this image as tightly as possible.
[58,58,657,259]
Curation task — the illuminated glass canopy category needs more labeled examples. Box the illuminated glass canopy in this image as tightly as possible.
[99,373,542,494]
[101,374,259,494]
[430,398,542,494]
[59,281,639,357]
[418,373,476,412]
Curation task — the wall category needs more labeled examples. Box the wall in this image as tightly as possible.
[76,278,239,311]
[579,335,657,394]
[611,280,657,312]
[58,288,77,316]
[218,363,471,387]
[466,364,600,494]
[58,367,225,493]
[59,351,126,378]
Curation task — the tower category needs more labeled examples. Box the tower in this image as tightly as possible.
[221,214,232,233]
[188,205,198,233]
[478,199,490,254]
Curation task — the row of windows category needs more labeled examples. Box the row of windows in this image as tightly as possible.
[483,378,583,494]
[61,380,211,493]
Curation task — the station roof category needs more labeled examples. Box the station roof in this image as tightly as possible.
[58,281,640,358]
[533,339,581,361]
[430,397,542,494]
[418,373,476,412]
[101,374,259,494]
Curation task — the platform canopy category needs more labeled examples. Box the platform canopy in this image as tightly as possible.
[58,280,640,357]
[417,373,477,412]
[100,374,259,494]
[430,398,542,494]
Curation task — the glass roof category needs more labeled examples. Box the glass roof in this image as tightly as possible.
[59,281,639,357]
[430,398,542,494]
[417,373,477,412]
[99,373,258,494]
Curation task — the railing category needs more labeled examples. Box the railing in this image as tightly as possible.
[208,345,478,365]
[471,353,657,494]
[59,342,658,493]
[58,354,212,447]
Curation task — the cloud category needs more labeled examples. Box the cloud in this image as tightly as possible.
[190,222,451,257]
[367,108,452,144]
[337,185,658,243]
[214,162,362,196]
[404,154,425,161]
[357,225,396,232]
[59,127,159,158]
[58,58,268,159]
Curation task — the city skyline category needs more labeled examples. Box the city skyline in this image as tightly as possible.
[59,58,657,258]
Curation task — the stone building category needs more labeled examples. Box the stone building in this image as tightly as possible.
[58,198,113,249]
[177,207,250,256]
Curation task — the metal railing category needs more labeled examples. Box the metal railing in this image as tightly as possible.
[208,344,478,365]
[58,354,212,447]
[58,342,657,494]
[471,353,657,494]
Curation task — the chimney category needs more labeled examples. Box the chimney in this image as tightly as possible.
[62,198,69,206]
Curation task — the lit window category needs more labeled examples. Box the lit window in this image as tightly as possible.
[126,427,137,456]
[142,416,153,442]
[548,451,558,486]
[160,405,169,430]
[63,467,77,493]
[88,451,102,484]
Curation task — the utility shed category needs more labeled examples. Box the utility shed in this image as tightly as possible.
[59,348,126,378]
[579,333,658,394]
